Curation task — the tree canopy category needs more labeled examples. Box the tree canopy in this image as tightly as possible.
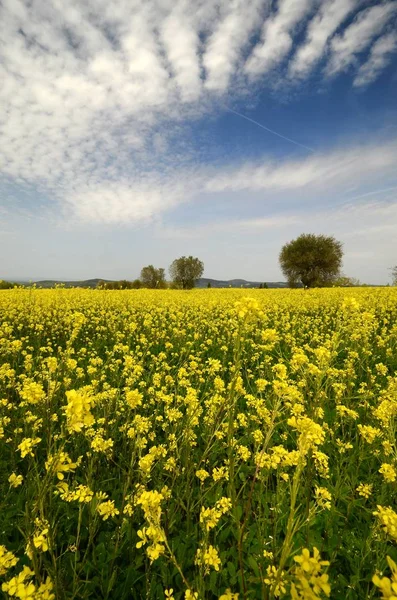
[279,233,343,288]
[169,256,204,289]
[140,265,166,289]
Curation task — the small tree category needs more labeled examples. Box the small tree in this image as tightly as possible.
[391,266,397,286]
[279,233,343,288]
[140,265,166,289]
[169,256,204,290]
[333,274,361,287]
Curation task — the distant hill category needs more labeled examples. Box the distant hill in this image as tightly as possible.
[28,279,111,289]
[197,278,289,288]
[21,278,289,289]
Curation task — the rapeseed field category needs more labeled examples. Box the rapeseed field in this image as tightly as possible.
[0,287,397,600]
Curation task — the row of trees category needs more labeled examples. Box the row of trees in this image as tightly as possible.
[99,256,204,290]
[100,234,395,290]
[1,235,394,291]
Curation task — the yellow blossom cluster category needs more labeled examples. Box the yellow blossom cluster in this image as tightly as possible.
[0,286,396,599]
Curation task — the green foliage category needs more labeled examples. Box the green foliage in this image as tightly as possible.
[0,279,16,289]
[140,265,167,289]
[169,256,204,289]
[279,233,343,288]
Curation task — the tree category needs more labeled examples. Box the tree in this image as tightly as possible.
[0,279,15,289]
[169,256,204,290]
[279,233,343,288]
[140,265,166,289]
[333,274,361,287]
[391,266,397,286]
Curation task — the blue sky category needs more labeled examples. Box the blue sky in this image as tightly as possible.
[0,0,396,283]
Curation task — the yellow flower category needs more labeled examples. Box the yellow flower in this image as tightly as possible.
[17,437,41,458]
[294,547,329,574]
[379,463,397,483]
[8,473,23,488]
[125,389,143,409]
[91,434,114,455]
[374,506,397,541]
[63,389,94,433]
[287,416,325,454]
[314,487,332,510]
[212,466,229,482]
[292,547,330,599]
[0,545,18,576]
[264,565,287,597]
[2,566,35,596]
[358,425,382,444]
[146,542,165,562]
[71,484,94,504]
[196,545,221,572]
[373,556,397,600]
[45,451,81,480]
[185,590,199,599]
[219,590,239,600]
[356,483,373,498]
[19,380,46,405]
[196,469,210,482]
[96,500,120,520]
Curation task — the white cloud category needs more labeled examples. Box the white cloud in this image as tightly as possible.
[64,178,187,225]
[202,0,265,92]
[160,6,202,102]
[353,31,397,87]
[204,139,397,193]
[0,0,396,226]
[160,214,301,239]
[326,2,397,77]
[288,0,358,79]
[245,0,314,76]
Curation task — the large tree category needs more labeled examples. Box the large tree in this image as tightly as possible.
[279,233,343,288]
[169,256,204,289]
[140,265,166,289]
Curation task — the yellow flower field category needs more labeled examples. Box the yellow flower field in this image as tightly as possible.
[0,287,397,599]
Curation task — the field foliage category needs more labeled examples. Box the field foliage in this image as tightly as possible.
[1,288,397,600]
